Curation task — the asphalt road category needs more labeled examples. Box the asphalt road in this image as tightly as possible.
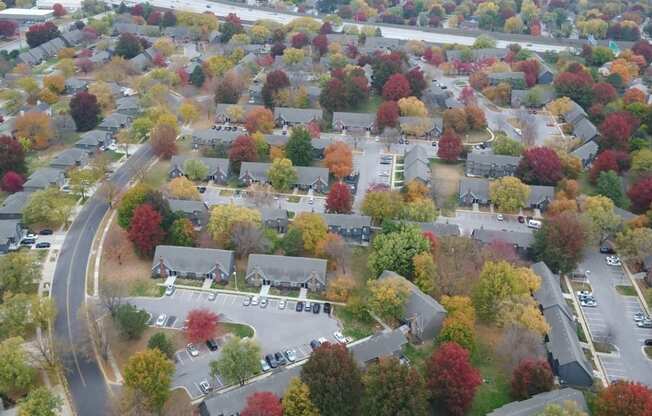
[128,289,341,399]
[51,144,154,416]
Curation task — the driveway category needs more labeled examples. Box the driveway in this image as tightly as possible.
[435,211,534,235]
[201,187,326,214]
[353,142,381,211]
[127,289,341,399]
[577,249,652,386]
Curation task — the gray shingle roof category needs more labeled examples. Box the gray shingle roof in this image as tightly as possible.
[76,130,110,147]
[404,145,431,184]
[572,117,598,143]
[322,213,371,229]
[446,48,507,62]
[489,72,526,82]
[459,177,490,202]
[414,222,461,236]
[115,96,139,113]
[570,140,598,162]
[472,229,534,249]
[239,162,270,182]
[50,148,87,168]
[562,101,587,125]
[98,112,132,130]
[170,155,230,177]
[61,29,84,46]
[295,166,329,186]
[274,107,323,124]
[168,199,207,215]
[349,328,408,366]
[246,254,327,286]
[192,129,242,145]
[0,219,21,244]
[543,306,592,375]
[532,261,573,319]
[152,245,234,276]
[22,168,64,190]
[467,152,521,167]
[332,112,375,129]
[528,185,555,206]
[0,191,31,217]
[487,388,588,416]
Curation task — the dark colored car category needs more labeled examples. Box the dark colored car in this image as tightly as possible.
[310,339,321,350]
[20,238,35,245]
[39,229,53,235]
[296,301,304,312]
[517,216,525,223]
[197,186,207,194]
[323,303,331,314]
[274,352,287,366]
[35,242,51,249]
[206,339,218,351]
[645,339,652,346]
[312,303,320,314]
[600,245,615,254]
[265,354,279,368]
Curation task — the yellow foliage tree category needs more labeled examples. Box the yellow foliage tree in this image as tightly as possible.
[168,176,200,200]
[367,276,411,323]
[207,204,261,245]
[397,96,428,117]
[179,100,200,125]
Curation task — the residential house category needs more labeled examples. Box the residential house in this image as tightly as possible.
[238,162,270,185]
[528,185,555,211]
[487,388,588,416]
[349,328,408,367]
[75,130,111,153]
[260,208,289,233]
[310,138,331,160]
[0,191,31,220]
[168,199,208,227]
[562,101,587,126]
[273,107,323,127]
[239,163,329,193]
[50,148,89,170]
[264,134,289,148]
[572,117,598,144]
[191,128,241,149]
[22,168,65,192]
[332,112,376,134]
[215,103,263,124]
[17,50,40,65]
[537,63,555,85]
[404,145,431,186]
[0,219,22,254]
[151,245,235,282]
[378,271,447,341]
[38,37,65,58]
[245,254,328,292]
[361,36,404,52]
[129,53,150,72]
[60,29,84,47]
[571,140,599,168]
[445,96,464,109]
[64,77,88,94]
[532,262,594,387]
[399,116,442,139]
[164,26,191,41]
[415,222,461,237]
[322,213,372,244]
[511,88,556,108]
[169,155,230,183]
[115,96,140,116]
[472,229,534,255]
[488,72,526,88]
[90,50,111,65]
[422,85,450,109]
[465,153,520,178]
[98,112,132,134]
[446,48,507,62]
[614,206,637,222]
[459,177,491,206]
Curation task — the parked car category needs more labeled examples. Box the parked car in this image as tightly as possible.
[284,349,297,362]
[278,300,286,310]
[39,229,53,235]
[208,292,217,301]
[323,303,331,314]
[199,380,211,394]
[296,301,304,312]
[186,343,199,357]
[580,298,597,307]
[260,297,268,308]
[196,186,207,194]
[634,312,649,322]
[309,339,321,350]
[606,256,622,266]
[518,216,525,223]
[260,359,271,372]
[25,232,37,239]
[318,337,328,345]
[304,302,312,312]
[243,296,252,306]
[637,319,652,328]
[645,339,652,346]
[251,296,259,306]
[274,352,287,366]
[312,303,320,314]
[600,245,615,254]
[155,314,167,327]
[20,238,35,245]
[576,290,593,298]
[497,214,504,221]
[265,353,279,368]
[35,242,51,249]
[206,339,219,351]
[333,331,346,344]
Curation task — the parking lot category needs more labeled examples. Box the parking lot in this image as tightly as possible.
[201,187,326,214]
[129,289,341,399]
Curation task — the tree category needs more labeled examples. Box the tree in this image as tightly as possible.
[267,158,297,192]
[0,21,17,38]
[150,122,178,159]
[282,378,319,416]
[597,171,626,207]
[324,142,353,179]
[398,96,428,117]
[361,190,403,224]
[368,224,430,279]
[178,100,199,125]
[241,392,283,416]
[123,349,174,413]
[382,73,411,101]
[628,177,652,213]
[208,204,261,245]
[539,401,589,416]
[553,70,593,109]
[592,82,617,104]
[292,212,327,254]
[146,333,174,360]
[18,387,62,416]
[301,342,362,416]
[400,198,438,222]
[22,188,74,228]
[589,150,630,183]
[426,342,481,416]
[533,212,587,274]
[169,176,200,200]
[406,67,427,98]
[190,65,205,88]
[490,176,530,212]
[285,127,313,166]
[0,337,35,396]
[262,69,290,108]
[631,149,652,178]
[615,228,652,265]
[594,381,652,416]
[473,261,529,322]
[325,183,352,214]
[215,71,244,104]
[582,196,621,243]
[437,129,463,161]
[128,203,165,257]
[185,308,219,343]
[0,136,26,177]
[312,34,328,56]
[167,217,197,247]
[183,159,208,181]
[69,91,101,132]
[99,277,127,318]
[210,337,261,386]
[115,33,143,59]
[0,251,40,297]
[599,112,638,150]
[229,135,258,173]
[493,133,523,156]
[319,78,347,112]
[376,100,399,130]
[511,358,554,400]
[25,22,60,48]
[14,112,53,149]
[516,147,563,186]
[443,108,469,133]
[1,171,23,193]
[367,276,410,322]
[115,303,149,340]
[117,184,149,229]
[230,222,270,258]
[245,107,274,134]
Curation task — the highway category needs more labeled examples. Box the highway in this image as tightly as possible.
[107,0,570,53]
[51,144,154,416]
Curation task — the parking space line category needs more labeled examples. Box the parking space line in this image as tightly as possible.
[176,352,185,365]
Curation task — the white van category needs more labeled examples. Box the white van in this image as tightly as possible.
[527,219,542,229]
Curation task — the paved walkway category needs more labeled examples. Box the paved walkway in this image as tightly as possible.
[298,288,308,300]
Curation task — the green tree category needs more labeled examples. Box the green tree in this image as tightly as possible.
[532,212,587,274]
[115,303,149,340]
[183,159,209,181]
[0,251,40,296]
[285,127,314,166]
[538,401,588,416]
[117,184,149,229]
[582,196,621,243]
[147,332,175,359]
[490,176,531,213]
[361,191,403,224]
[291,212,327,254]
[22,188,74,228]
[368,224,430,279]
[0,337,35,396]
[281,227,304,256]
[68,167,101,199]
[367,276,411,322]
[615,228,652,264]
[412,252,436,295]
[631,149,652,178]
[438,317,476,352]
[268,157,297,192]
[361,357,428,416]
[207,204,261,245]
[473,261,528,322]
[596,170,627,207]
[190,65,205,87]
[282,378,320,416]
[210,337,261,386]
[123,349,174,413]
[18,387,62,416]
[167,217,197,247]
[399,198,438,222]
[493,133,523,156]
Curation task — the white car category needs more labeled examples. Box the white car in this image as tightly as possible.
[260,359,271,372]
[606,256,622,266]
[318,337,328,345]
[208,292,217,301]
[251,296,259,306]
[165,285,175,296]
[496,214,504,221]
[278,300,286,310]
[186,343,199,357]
[580,298,597,307]
[155,314,167,327]
[25,233,37,240]
[199,380,211,394]
[576,290,593,298]
[333,331,346,344]
[284,349,297,362]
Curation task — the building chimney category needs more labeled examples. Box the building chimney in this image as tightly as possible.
[159,256,166,278]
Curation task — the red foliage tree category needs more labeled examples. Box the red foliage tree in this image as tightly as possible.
[319,78,347,112]
[312,34,328,57]
[510,358,554,400]
[176,68,189,85]
[307,120,320,138]
[437,129,463,161]
[406,67,427,97]
[426,342,482,416]
[0,135,26,177]
[241,392,283,416]
[184,308,220,343]
[70,92,101,132]
[632,40,652,65]
[592,82,618,104]
[25,21,60,48]
[628,177,652,214]
[382,73,411,101]
[553,70,594,108]
[319,21,333,34]
[0,171,24,193]
[229,135,258,173]
[0,21,17,38]
[127,203,165,257]
[595,381,652,416]
[589,150,630,183]
[424,47,444,66]
[291,32,309,49]
[516,147,563,186]
[599,112,639,150]
[262,70,290,107]
[482,239,521,264]
[513,59,540,88]
[52,3,66,16]
[376,100,400,130]
[76,58,93,73]
[147,10,161,25]
[458,86,476,105]
[422,231,439,255]
[244,108,274,134]
[326,183,352,214]
[131,3,144,16]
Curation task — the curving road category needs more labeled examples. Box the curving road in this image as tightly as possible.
[52,144,154,416]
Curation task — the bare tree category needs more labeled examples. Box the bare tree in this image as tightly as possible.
[322,236,351,274]
[497,323,546,374]
[30,330,68,373]
[98,182,120,208]
[107,389,152,416]
[246,183,275,207]
[99,277,128,317]
[77,303,110,362]
[230,222,270,258]
[434,236,484,296]
[517,108,537,147]
[104,230,129,266]
[381,127,400,151]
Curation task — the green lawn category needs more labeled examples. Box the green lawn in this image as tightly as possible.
[616,285,637,296]
[129,278,165,297]
[351,95,383,113]
[334,305,376,340]
[223,323,254,338]
[403,342,436,371]
[468,341,512,416]
[142,161,170,189]
[645,347,652,359]
[578,171,597,196]
[350,246,371,284]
